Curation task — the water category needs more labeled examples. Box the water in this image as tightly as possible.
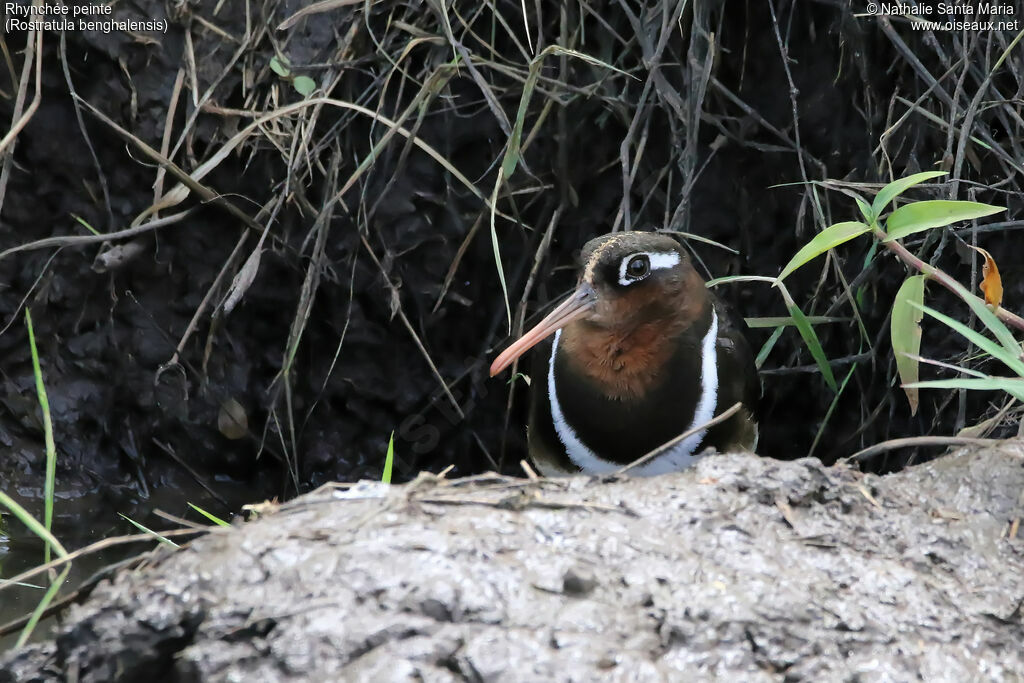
[0,474,254,655]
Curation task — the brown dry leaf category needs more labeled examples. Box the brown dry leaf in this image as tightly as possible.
[969,245,1003,309]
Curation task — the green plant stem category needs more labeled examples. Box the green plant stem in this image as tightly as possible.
[15,565,69,648]
[25,309,57,564]
[873,226,1024,333]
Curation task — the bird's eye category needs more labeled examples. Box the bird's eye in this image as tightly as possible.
[625,255,650,279]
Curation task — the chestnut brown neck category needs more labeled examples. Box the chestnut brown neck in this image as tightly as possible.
[558,277,711,401]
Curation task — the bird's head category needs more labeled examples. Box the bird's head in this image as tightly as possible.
[489,231,709,376]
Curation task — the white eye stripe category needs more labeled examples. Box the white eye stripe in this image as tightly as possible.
[617,251,681,286]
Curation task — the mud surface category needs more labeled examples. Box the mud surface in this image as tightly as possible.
[3,443,1023,681]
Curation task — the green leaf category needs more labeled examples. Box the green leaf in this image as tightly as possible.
[0,490,66,558]
[489,169,512,332]
[499,45,634,182]
[871,171,948,216]
[71,213,101,236]
[883,200,1005,242]
[755,325,785,369]
[500,66,541,179]
[809,363,859,458]
[292,76,316,97]
[854,195,874,223]
[119,513,179,547]
[891,275,926,415]
[270,56,290,77]
[382,431,395,484]
[16,565,69,648]
[188,503,230,527]
[905,378,1024,403]
[777,221,871,281]
[777,282,837,390]
[909,301,1024,377]
[25,308,57,565]
[745,315,845,328]
[705,275,778,288]
[939,275,1022,364]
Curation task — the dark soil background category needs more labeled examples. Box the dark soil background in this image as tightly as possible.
[1,0,1023,623]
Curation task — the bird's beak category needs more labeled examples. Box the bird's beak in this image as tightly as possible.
[489,282,597,377]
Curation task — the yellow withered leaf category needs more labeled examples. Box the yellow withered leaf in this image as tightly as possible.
[969,246,1003,309]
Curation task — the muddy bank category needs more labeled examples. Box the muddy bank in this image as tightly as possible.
[3,443,1024,681]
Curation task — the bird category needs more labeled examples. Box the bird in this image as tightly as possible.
[489,231,759,477]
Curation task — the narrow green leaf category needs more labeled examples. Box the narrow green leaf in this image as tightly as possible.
[861,239,879,270]
[809,363,858,458]
[777,283,837,390]
[270,56,290,77]
[755,325,785,369]
[25,309,57,566]
[500,67,541,179]
[71,213,101,236]
[292,76,316,97]
[188,503,230,527]
[883,200,1004,242]
[382,431,395,484]
[16,565,69,648]
[854,195,874,223]
[891,275,926,415]
[909,301,1024,377]
[777,221,871,281]
[500,46,633,181]
[871,171,948,216]
[119,513,179,547]
[905,378,1024,403]
[705,275,778,288]
[940,275,1022,364]
[0,491,67,557]
[745,315,845,328]
[489,167,512,332]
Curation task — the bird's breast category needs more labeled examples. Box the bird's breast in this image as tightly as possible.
[557,320,693,401]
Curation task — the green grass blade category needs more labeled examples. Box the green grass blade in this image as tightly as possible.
[119,513,179,548]
[745,315,845,328]
[871,171,948,216]
[777,282,837,390]
[25,309,57,565]
[70,213,101,236]
[499,67,541,179]
[905,378,1024,403]
[939,274,1022,362]
[891,275,926,415]
[883,200,1004,242]
[16,565,69,648]
[188,503,230,527]
[0,579,46,590]
[776,221,871,281]
[910,301,1024,377]
[755,325,785,369]
[492,45,633,332]
[488,170,512,333]
[499,46,633,180]
[382,431,395,484]
[0,491,67,557]
[809,363,858,458]
[705,275,778,288]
